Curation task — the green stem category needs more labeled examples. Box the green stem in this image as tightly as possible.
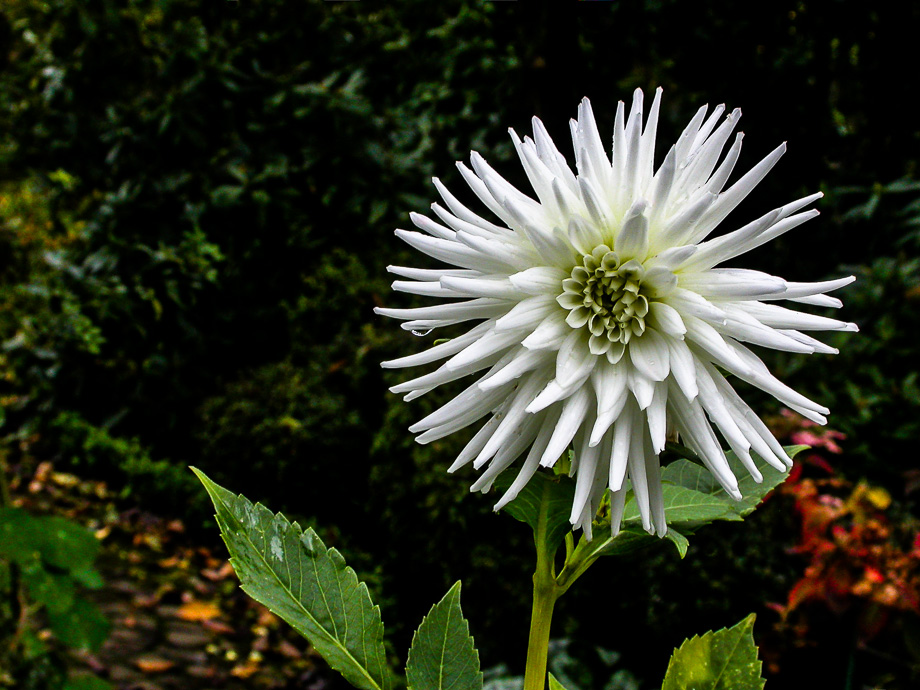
[520,476,629,690]
[524,581,557,690]
[523,480,561,690]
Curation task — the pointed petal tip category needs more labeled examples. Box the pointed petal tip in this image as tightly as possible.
[446,456,469,473]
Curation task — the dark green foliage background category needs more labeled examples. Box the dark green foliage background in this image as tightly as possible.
[1,1,919,688]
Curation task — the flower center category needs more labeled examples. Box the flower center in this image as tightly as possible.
[556,245,650,346]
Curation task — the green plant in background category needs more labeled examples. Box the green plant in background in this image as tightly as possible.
[774,179,920,491]
[0,455,111,689]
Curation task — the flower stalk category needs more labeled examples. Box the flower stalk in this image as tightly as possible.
[523,479,561,690]
[524,579,557,690]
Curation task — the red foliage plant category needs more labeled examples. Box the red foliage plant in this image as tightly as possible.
[768,410,920,643]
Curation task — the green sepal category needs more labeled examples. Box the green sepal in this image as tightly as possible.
[661,614,765,690]
[192,468,393,690]
[406,582,482,690]
[547,673,569,690]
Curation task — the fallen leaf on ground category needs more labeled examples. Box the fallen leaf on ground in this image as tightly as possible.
[202,619,234,634]
[177,600,221,621]
[201,561,235,581]
[135,657,175,673]
[230,661,261,679]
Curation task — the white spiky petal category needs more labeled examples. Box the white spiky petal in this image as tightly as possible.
[376,88,856,538]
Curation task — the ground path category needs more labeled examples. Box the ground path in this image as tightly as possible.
[10,462,336,690]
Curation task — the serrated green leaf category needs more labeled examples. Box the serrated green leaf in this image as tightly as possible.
[661,614,765,690]
[664,529,689,558]
[662,445,808,520]
[590,528,658,558]
[193,468,392,690]
[47,597,111,651]
[406,582,482,690]
[496,471,575,556]
[718,446,808,516]
[624,484,739,527]
[547,673,568,690]
[586,526,688,560]
[660,459,718,493]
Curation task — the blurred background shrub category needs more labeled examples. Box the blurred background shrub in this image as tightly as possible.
[1,0,919,688]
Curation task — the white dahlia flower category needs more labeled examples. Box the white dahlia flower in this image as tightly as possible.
[376,88,856,538]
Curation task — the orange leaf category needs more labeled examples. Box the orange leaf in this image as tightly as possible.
[230,662,260,679]
[135,657,175,673]
[176,600,221,622]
